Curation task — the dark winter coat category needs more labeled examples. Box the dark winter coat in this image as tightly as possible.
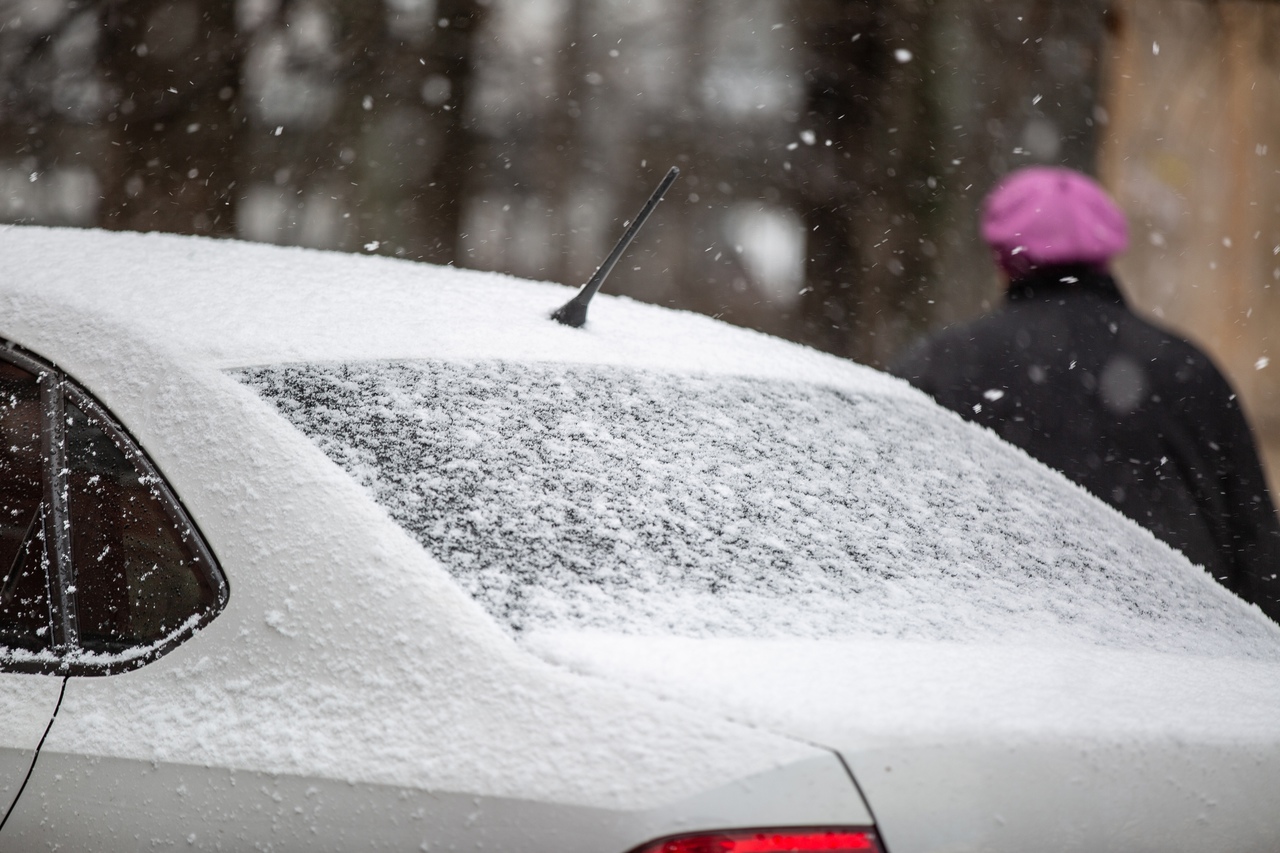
[890,265,1280,623]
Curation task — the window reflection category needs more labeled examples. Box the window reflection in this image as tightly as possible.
[0,361,52,652]
[66,401,216,654]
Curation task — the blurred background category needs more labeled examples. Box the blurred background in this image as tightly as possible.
[1,0,1278,492]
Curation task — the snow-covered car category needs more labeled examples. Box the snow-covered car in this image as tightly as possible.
[1,227,1279,853]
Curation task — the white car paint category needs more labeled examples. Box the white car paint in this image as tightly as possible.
[0,227,1278,852]
[527,632,1280,852]
[0,676,62,820]
[0,228,871,850]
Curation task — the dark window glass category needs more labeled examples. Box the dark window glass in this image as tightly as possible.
[0,361,52,652]
[66,400,218,654]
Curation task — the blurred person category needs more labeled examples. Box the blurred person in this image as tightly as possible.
[890,166,1280,622]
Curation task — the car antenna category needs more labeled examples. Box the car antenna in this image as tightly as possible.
[551,166,680,328]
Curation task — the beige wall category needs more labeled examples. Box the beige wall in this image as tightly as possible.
[1099,0,1280,495]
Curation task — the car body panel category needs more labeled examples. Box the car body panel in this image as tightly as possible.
[845,739,1280,853]
[1,227,1279,849]
[525,632,1280,853]
[0,336,828,812]
[0,229,860,837]
[2,752,869,852]
[0,676,61,820]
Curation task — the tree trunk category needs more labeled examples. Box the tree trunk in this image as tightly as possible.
[97,0,243,236]
[1099,0,1280,497]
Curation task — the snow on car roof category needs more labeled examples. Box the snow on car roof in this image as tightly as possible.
[0,226,902,396]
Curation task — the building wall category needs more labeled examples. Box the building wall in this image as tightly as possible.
[1100,0,1280,495]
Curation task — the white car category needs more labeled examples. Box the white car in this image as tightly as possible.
[1,227,1279,853]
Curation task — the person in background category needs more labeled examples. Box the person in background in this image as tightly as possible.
[890,166,1280,623]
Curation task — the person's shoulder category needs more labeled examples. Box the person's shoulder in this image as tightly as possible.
[1121,310,1212,365]
[1120,309,1236,398]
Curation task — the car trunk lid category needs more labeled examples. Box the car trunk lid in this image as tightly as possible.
[523,631,1280,853]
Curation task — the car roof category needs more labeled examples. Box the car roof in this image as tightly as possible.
[0,226,908,398]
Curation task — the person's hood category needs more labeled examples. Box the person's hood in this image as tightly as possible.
[523,631,1280,853]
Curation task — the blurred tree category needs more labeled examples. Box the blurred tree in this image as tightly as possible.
[460,0,806,338]
[0,1,243,233]
[97,1,243,235]
[234,0,487,260]
[0,0,487,259]
[789,0,936,365]
[412,0,487,264]
[926,1,1107,332]
[0,4,109,227]
[787,0,1109,366]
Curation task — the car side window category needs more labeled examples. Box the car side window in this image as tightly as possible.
[67,397,222,655]
[0,346,226,674]
[0,360,53,654]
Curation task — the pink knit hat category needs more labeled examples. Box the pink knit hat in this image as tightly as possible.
[981,166,1128,278]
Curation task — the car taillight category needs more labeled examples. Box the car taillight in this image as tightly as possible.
[627,828,882,853]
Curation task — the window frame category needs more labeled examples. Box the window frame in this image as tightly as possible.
[0,342,228,676]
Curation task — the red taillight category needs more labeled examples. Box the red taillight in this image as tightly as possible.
[628,828,881,853]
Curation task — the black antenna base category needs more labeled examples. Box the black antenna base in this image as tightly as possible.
[551,166,679,328]
[550,298,589,328]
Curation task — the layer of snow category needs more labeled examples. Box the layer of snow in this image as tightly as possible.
[525,631,1280,744]
[527,627,1280,845]
[0,226,905,397]
[237,359,1280,659]
[524,629,1280,851]
[0,227,828,811]
[32,347,824,810]
[1,226,1278,820]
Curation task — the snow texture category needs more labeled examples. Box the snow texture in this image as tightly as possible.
[4,227,1280,813]
[0,228,907,401]
[0,613,200,669]
[236,359,1280,660]
[0,227,843,809]
[524,632,1280,744]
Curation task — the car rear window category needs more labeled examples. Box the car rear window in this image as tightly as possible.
[235,360,1280,658]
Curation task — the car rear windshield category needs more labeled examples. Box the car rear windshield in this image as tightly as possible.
[235,360,1278,657]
